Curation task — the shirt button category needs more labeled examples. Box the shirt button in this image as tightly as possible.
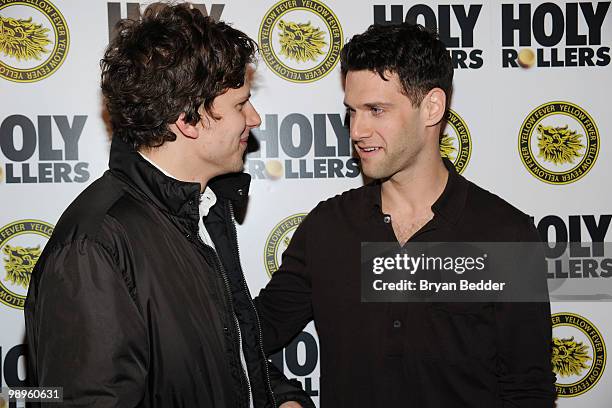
[383,215,392,224]
[393,320,402,328]
[188,200,195,206]
[237,188,244,196]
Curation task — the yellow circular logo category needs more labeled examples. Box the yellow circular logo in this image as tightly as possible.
[0,220,53,309]
[259,0,342,83]
[264,213,307,277]
[0,0,69,82]
[519,101,599,184]
[440,109,472,174]
[551,312,606,398]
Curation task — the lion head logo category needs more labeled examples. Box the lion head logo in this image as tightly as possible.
[536,124,584,165]
[277,20,326,62]
[439,134,457,161]
[552,336,592,377]
[0,15,52,61]
[2,244,41,289]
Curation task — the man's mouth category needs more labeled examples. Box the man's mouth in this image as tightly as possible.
[356,145,382,154]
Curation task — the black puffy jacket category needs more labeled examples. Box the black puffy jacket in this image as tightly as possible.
[25,136,313,408]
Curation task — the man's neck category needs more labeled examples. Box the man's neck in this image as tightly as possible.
[381,155,448,219]
[139,145,211,193]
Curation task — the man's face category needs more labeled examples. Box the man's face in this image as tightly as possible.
[344,70,426,180]
[196,79,261,177]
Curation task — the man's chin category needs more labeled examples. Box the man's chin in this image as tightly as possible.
[361,165,387,180]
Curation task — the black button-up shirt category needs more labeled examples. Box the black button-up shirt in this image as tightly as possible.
[256,160,556,407]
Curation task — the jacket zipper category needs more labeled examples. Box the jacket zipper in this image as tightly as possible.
[228,202,277,408]
[193,228,251,408]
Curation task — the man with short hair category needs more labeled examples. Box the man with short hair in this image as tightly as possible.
[255,23,556,406]
[25,3,312,407]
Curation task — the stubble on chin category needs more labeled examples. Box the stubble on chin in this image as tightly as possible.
[360,156,394,180]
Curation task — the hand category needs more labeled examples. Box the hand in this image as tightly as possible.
[279,402,302,408]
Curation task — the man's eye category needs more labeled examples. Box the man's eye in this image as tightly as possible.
[371,107,383,115]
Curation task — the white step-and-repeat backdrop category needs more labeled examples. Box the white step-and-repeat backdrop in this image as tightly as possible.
[1,0,611,406]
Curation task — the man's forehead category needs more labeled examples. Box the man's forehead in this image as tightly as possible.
[344,70,404,101]
[225,83,251,98]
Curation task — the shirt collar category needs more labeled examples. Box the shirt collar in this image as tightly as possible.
[431,158,469,224]
[200,186,217,217]
[109,136,250,221]
[365,158,468,225]
[138,152,218,217]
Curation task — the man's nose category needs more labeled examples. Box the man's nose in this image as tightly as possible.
[245,101,262,128]
[350,112,371,142]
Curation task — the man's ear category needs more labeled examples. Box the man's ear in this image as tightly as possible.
[174,113,200,139]
[422,88,447,127]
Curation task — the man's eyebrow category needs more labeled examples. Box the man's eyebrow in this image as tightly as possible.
[364,102,392,108]
[343,101,392,109]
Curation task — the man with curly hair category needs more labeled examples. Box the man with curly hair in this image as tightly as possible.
[25,3,312,408]
[255,22,556,407]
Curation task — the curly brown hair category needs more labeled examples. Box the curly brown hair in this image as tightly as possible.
[101,2,257,149]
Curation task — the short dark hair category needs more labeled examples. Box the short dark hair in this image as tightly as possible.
[101,2,257,149]
[340,23,453,107]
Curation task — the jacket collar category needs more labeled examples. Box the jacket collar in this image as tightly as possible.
[108,136,251,220]
[365,158,468,225]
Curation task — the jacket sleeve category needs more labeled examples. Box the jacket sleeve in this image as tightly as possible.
[267,360,315,408]
[496,218,557,407]
[254,212,315,354]
[25,238,148,407]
